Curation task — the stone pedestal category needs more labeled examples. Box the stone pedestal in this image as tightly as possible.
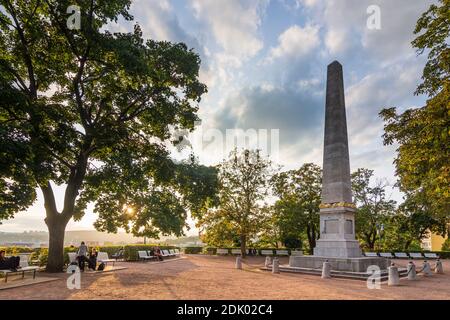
[314,206,362,258]
[289,255,387,273]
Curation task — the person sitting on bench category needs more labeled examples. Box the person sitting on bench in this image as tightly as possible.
[0,250,21,271]
[88,248,98,271]
[154,247,164,261]
[76,242,89,272]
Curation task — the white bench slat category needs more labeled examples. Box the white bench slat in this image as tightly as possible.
[290,250,303,256]
[379,253,394,258]
[424,253,438,259]
[217,249,229,255]
[409,253,424,259]
[394,252,408,258]
[261,250,274,256]
[276,250,289,256]
[364,252,378,257]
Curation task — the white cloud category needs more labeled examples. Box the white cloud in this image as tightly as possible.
[325,28,349,55]
[190,0,268,59]
[267,24,320,62]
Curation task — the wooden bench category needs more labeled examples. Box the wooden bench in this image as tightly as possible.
[276,250,289,256]
[394,252,409,259]
[138,251,156,262]
[217,249,229,255]
[409,252,424,259]
[260,250,274,256]
[0,267,39,283]
[97,252,116,267]
[161,249,177,257]
[364,252,379,257]
[1,255,39,283]
[424,253,439,259]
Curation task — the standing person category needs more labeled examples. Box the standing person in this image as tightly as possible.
[88,248,98,271]
[0,250,20,271]
[76,242,89,271]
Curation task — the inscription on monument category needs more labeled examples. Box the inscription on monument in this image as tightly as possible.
[324,219,339,234]
[345,219,353,234]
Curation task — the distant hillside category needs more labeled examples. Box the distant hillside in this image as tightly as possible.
[0,230,201,247]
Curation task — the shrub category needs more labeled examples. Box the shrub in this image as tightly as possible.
[183,247,203,254]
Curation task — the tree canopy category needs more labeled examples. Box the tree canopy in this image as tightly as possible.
[0,0,216,271]
[379,0,449,233]
[198,149,274,256]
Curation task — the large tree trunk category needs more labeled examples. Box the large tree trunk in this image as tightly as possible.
[307,224,316,255]
[240,234,247,257]
[45,215,69,273]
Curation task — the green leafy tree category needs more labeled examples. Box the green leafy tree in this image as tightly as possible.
[351,169,396,250]
[442,238,450,251]
[198,149,274,256]
[0,1,216,272]
[271,163,321,254]
[379,0,449,231]
[383,192,445,251]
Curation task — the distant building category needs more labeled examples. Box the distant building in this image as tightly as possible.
[421,226,449,251]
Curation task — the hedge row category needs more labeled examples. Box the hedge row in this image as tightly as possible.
[1,245,181,265]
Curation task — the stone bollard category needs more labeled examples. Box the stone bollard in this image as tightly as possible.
[422,261,432,276]
[265,256,272,268]
[388,263,400,286]
[434,259,444,274]
[235,256,242,270]
[321,260,331,279]
[407,261,417,280]
[272,258,280,274]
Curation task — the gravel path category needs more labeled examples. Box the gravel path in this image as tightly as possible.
[0,255,448,300]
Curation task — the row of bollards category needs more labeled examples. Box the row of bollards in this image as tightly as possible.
[389,260,443,286]
[237,256,444,285]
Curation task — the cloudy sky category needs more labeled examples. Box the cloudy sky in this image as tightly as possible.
[1,0,436,233]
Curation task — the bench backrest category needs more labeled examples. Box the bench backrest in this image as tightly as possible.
[424,253,438,258]
[276,250,289,256]
[97,252,109,261]
[290,250,303,256]
[19,255,30,268]
[394,252,408,258]
[365,252,378,257]
[410,253,423,258]
[162,250,170,256]
[217,249,229,255]
[380,253,393,258]
[231,249,241,255]
[138,251,148,258]
[174,249,180,254]
[261,250,274,256]
[68,252,77,263]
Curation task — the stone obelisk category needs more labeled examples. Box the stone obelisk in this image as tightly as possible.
[288,61,388,274]
[313,61,361,258]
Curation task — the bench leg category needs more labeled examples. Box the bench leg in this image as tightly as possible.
[22,271,25,280]
[5,273,7,283]
[33,270,36,279]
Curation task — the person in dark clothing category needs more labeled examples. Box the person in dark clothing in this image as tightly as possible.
[155,247,164,261]
[88,248,98,271]
[0,250,20,271]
